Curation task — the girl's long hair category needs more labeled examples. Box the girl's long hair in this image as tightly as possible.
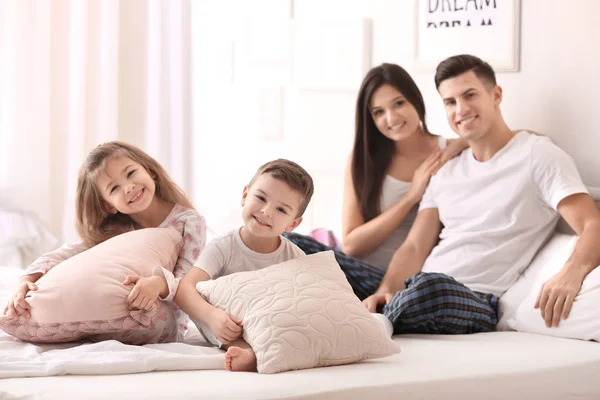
[75,141,194,246]
[352,63,431,222]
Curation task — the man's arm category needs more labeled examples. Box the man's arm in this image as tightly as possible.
[536,193,600,327]
[363,208,442,311]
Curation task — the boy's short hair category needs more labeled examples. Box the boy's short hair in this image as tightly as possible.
[434,54,497,89]
[249,159,314,218]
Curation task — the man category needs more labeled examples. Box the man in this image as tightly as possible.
[364,54,600,334]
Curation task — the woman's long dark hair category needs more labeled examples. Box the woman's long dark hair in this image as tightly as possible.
[352,63,431,222]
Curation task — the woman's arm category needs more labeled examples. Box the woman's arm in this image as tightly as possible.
[440,138,469,164]
[441,131,541,164]
[4,241,89,317]
[341,151,441,258]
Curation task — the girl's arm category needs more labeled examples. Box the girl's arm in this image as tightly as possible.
[23,241,90,278]
[153,212,207,302]
[341,152,441,258]
[4,241,89,318]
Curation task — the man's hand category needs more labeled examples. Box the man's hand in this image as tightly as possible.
[124,275,166,311]
[207,308,243,345]
[534,266,585,327]
[362,292,394,313]
[3,281,38,319]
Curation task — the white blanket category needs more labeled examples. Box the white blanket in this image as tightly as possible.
[0,336,226,378]
[0,266,226,379]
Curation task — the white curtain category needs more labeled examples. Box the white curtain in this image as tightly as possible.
[0,0,192,243]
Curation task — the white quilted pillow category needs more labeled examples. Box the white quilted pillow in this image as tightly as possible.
[196,251,400,374]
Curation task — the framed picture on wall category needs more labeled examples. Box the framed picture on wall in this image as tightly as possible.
[413,0,521,72]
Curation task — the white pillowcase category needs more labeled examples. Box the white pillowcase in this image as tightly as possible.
[196,251,400,374]
[497,233,577,330]
[498,232,600,341]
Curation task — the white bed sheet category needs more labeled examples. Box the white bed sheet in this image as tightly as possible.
[1,332,600,399]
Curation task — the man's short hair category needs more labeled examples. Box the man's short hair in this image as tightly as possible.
[435,54,497,89]
[249,159,314,218]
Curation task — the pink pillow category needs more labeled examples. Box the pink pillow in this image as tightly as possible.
[0,227,183,343]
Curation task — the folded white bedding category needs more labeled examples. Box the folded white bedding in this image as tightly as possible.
[0,336,226,378]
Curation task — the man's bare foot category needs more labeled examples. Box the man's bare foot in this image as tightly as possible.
[225,346,257,372]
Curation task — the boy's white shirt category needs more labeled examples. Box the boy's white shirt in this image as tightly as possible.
[196,228,305,279]
[191,227,305,346]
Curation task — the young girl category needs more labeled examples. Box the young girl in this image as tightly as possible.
[2,141,206,344]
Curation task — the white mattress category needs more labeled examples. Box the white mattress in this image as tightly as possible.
[1,331,600,399]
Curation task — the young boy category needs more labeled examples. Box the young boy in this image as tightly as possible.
[175,158,314,372]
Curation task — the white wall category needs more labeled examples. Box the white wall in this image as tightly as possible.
[2,0,598,243]
[0,1,52,228]
[191,0,600,238]
[1,1,193,244]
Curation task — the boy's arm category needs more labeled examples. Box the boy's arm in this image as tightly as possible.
[175,238,225,322]
[175,267,216,323]
[175,267,243,344]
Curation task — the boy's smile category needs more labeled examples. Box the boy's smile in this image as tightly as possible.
[240,173,303,240]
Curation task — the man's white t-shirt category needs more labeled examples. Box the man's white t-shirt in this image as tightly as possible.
[419,131,587,297]
[196,228,305,279]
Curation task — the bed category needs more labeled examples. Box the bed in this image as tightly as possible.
[1,321,600,399]
[2,268,600,398]
[1,191,600,399]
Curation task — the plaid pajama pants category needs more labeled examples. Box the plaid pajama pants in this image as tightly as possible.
[283,232,385,301]
[284,232,498,335]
